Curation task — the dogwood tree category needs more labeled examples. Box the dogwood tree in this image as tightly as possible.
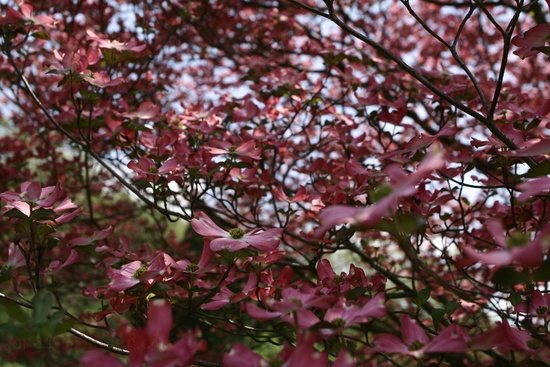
[0,0,549,366]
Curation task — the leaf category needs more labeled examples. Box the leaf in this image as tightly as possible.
[412,288,430,306]
[0,267,12,284]
[534,46,550,56]
[395,212,426,234]
[509,293,522,306]
[2,208,30,220]
[533,260,550,281]
[47,309,66,335]
[31,31,49,40]
[525,160,550,178]
[444,301,460,315]
[345,287,368,300]
[492,266,530,289]
[30,208,56,221]
[0,297,29,323]
[31,290,55,324]
[431,307,446,329]
[52,319,75,336]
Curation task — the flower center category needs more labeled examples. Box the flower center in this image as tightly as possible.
[536,306,548,315]
[408,340,425,351]
[527,339,541,350]
[133,266,148,278]
[228,145,237,153]
[186,263,199,272]
[149,166,159,174]
[229,228,245,239]
[331,318,346,327]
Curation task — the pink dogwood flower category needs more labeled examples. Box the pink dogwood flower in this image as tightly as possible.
[127,157,180,181]
[0,182,81,223]
[191,212,283,252]
[461,219,545,267]
[512,24,550,59]
[86,30,147,53]
[81,300,206,367]
[205,140,262,161]
[224,333,351,367]
[316,149,444,236]
[515,290,550,317]
[372,315,470,358]
[0,3,57,28]
[472,319,545,354]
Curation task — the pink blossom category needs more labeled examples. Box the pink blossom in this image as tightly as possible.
[127,157,180,180]
[0,3,57,28]
[0,182,80,223]
[6,242,26,269]
[512,24,550,59]
[201,273,258,310]
[472,320,538,353]
[86,30,147,53]
[323,293,386,330]
[316,150,444,236]
[191,212,282,252]
[205,140,262,160]
[372,315,470,357]
[81,300,206,367]
[515,290,550,316]
[69,226,113,247]
[517,177,550,201]
[42,249,78,275]
[273,186,308,203]
[83,72,125,88]
[462,219,544,267]
[107,261,143,292]
[121,101,160,120]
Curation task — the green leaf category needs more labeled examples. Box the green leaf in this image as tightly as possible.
[0,297,30,323]
[444,301,460,315]
[369,184,392,203]
[431,308,446,329]
[30,208,56,221]
[534,260,550,281]
[395,213,426,234]
[525,160,550,178]
[534,46,550,56]
[31,31,49,40]
[345,287,368,300]
[31,290,55,324]
[492,266,529,289]
[0,267,12,284]
[47,310,66,335]
[52,319,75,336]
[2,208,29,220]
[412,288,430,306]
[509,293,522,306]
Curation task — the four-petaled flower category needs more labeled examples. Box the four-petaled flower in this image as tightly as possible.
[191,212,283,252]
[371,315,470,358]
[205,140,262,161]
[86,30,147,53]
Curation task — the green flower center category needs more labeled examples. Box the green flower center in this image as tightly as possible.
[149,166,159,174]
[333,275,344,283]
[133,266,148,278]
[228,145,237,153]
[331,318,346,327]
[408,340,425,351]
[536,306,548,315]
[527,339,541,350]
[186,263,199,272]
[229,228,245,239]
